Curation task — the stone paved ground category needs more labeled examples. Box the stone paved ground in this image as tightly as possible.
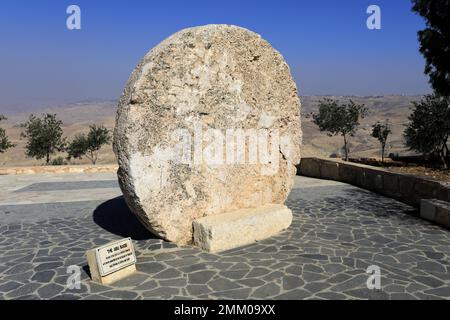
[0,174,449,300]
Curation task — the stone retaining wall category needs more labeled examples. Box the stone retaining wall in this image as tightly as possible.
[298,157,450,208]
[420,199,450,228]
[0,165,118,175]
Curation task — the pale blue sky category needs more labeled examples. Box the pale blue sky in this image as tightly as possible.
[0,0,431,111]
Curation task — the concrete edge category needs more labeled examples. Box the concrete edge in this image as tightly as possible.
[0,165,119,175]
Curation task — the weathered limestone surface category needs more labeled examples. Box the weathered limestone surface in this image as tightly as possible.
[114,25,301,244]
[193,204,293,252]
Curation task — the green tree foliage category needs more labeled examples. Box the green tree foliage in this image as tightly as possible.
[404,95,450,169]
[21,114,66,164]
[412,0,450,96]
[50,157,67,166]
[67,125,111,165]
[0,115,14,153]
[312,99,367,161]
[371,120,392,162]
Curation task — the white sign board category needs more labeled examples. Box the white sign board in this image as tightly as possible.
[95,238,136,277]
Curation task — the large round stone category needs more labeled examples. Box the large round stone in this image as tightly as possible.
[113,24,302,244]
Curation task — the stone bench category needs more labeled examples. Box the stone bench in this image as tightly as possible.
[192,204,292,253]
[420,199,450,228]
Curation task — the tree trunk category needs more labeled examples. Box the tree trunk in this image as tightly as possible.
[444,137,449,168]
[440,143,448,169]
[91,151,96,165]
[343,134,349,161]
[440,152,447,169]
[381,143,385,163]
[46,152,50,165]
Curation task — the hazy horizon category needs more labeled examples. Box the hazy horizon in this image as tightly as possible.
[1,94,430,115]
[0,0,432,112]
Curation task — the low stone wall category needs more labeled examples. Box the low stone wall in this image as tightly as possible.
[0,165,118,175]
[420,199,450,228]
[298,157,450,208]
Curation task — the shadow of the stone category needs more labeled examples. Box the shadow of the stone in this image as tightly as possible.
[82,264,91,279]
[93,196,158,240]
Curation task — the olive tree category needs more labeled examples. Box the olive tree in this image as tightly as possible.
[312,99,367,161]
[21,114,66,164]
[67,125,111,165]
[404,95,450,169]
[0,115,14,154]
[371,120,391,162]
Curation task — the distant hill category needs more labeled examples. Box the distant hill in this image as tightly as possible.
[0,96,422,167]
[1,101,118,167]
[300,95,422,159]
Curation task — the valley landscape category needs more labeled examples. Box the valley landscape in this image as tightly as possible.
[0,95,422,167]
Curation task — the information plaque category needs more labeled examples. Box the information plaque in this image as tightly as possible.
[86,237,137,284]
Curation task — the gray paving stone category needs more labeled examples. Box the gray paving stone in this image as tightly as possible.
[142,287,179,299]
[31,270,55,283]
[344,289,390,300]
[159,278,188,288]
[37,283,65,299]
[0,281,22,293]
[134,280,158,291]
[316,292,349,300]
[112,273,149,288]
[136,262,166,274]
[246,267,271,278]
[329,274,368,292]
[219,270,249,280]
[188,270,216,284]
[211,288,252,299]
[416,261,447,273]
[51,294,82,300]
[186,285,212,296]
[252,282,281,298]
[300,254,329,261]
[424,286,450,297]
[392,291,419,300]
[153,268,182,280]
[304,282,330,293]
[6,282,41,299]
[274,289,311,300]
[237,278,266,288]
[285,265,302,276]
[15,180,119,193]
[81,294,108,300]
[412,276,444,287]
[35,262,63,272]
[88,282,112,294]
[101,290,139,300]
[302,271,328,282]
[282,276,304,291]
[208,278,242,291]
[1,176,450,300]
[4,263,33,275]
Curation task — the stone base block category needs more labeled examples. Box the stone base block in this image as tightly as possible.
[192,204,293,253]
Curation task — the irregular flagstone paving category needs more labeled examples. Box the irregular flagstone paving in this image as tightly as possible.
[0,175,449,300]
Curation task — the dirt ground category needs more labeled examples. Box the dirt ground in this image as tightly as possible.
[385,166,450,183]
[349,158,450,183]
